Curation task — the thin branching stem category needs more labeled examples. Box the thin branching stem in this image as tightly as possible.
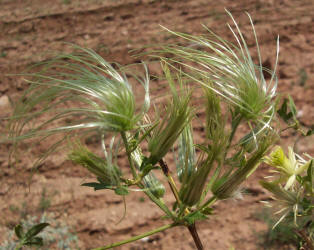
[199,196,217,212]
[159,159,182,205]
[187,223,204,250]
[121,132,174,219]
[227,115,243,150]
[92,223,177,250]
[121,131,138,179]
[158,159,204,248]
[142,187,175,219]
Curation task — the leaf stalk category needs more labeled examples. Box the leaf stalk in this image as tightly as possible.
[92,223,177,250]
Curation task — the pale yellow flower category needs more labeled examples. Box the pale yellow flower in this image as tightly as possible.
[264,146,311,189]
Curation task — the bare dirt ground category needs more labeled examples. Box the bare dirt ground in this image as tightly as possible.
[0,0,313,249]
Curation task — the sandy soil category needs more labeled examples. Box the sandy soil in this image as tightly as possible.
[0,0,313,249]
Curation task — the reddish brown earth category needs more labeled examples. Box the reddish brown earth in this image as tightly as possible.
[0,0,313,249]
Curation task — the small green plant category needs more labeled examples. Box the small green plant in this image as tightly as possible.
[38,187,57,213]
[1,50,7,58]
[1,213,79,250]
[298,68,308,87]
[254,208,302,249]
[4,10,313,249]
[13,222,50,249]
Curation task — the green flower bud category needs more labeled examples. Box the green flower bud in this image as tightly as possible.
[213,136,271,199]
[179,154,216,207]
[179,161,212,206]
[148,66,193,165]
[143,172,165,198]
[69,142,121,186]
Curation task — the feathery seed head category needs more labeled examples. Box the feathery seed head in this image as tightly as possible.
[8,46,150,158]
[158,10,279,138]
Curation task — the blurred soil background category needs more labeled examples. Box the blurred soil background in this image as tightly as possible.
[0,0,313,249]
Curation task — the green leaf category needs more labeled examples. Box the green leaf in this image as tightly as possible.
[130,122,159,153]
[183,211,208,225]
[306,160,313,192]
[14,224,24,239]
[81,182,112,191]
[115,186,129,196]
[225,149,246,167]
[260,181,297,204]
[24,237,44,246]
[306,128,313,136]
[24,223,49,240]
[288,95,297,119]
[140,163,154,176]
[277,96,299,125]
[202,207,214,215]
[277,98,293,122]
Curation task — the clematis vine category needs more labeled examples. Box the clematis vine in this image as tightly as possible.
[264,146,312,189]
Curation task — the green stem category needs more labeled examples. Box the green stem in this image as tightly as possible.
[159,159,181,205]
[227,115,242,150]
[121,132,174,218]
[121,131,138,179]
[199,196,217,212]
[142,187,175,219]
[159,159,190,216]
[92,223,177,250]
[121,132,172,218]
[187,223,203,250]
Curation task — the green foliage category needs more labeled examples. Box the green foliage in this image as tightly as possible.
[7,222,49,249]
[298,68,307,87]
[5,10,312,250]
[183,211,208,225]
[1,214,79,250]
[277,96,298,124]
[261,147,313,248]
[277,95,313,136]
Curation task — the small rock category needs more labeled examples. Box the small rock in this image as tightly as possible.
[0,95,10,108]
